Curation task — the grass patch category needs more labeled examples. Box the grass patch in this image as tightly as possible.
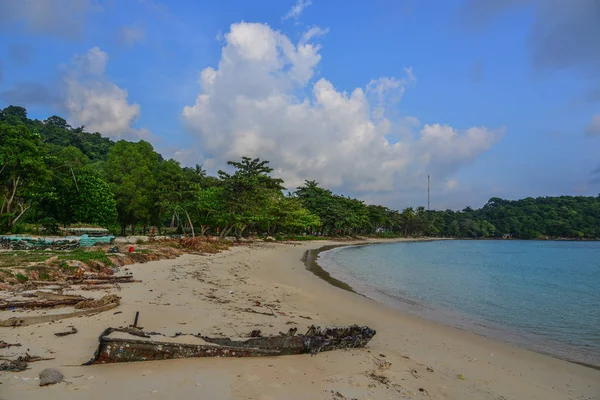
[58,261,77,273]
[0,250,60,268]
[16,273,28,283]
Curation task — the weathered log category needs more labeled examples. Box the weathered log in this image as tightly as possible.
[68,276,135,284]
[0,292,87,310]
[0,302,119,327]
[84,325,376,364]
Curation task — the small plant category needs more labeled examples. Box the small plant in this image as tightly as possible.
[16,273,28,283]
[39,272,51,280]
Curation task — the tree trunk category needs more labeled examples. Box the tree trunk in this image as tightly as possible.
[11,200,31,227]
[200,225,209,237]
[235,224,248,239]
[219,225,233,239]
[184,210,195,238]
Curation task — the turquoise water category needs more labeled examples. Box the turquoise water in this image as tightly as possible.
[318,240,600,366]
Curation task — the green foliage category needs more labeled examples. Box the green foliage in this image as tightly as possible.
[58,249,113,266]
[0,118,50,231]
[39,217,60,234]
[73,175,118,226]
[16,272,28,283]
[104,140,160,234]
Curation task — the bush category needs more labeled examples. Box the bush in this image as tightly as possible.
[39,217,60,235]
[16,273,28,283]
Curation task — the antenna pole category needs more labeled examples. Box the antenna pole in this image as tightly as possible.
[427,175,430,210]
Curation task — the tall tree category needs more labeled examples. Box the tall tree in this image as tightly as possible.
[0,122,49,231]
[104,140,159,234]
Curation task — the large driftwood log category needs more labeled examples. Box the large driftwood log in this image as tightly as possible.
[0,292,87,310]
[84,325,376,364]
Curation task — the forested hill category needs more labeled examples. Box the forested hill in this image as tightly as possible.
[1,105,599,239]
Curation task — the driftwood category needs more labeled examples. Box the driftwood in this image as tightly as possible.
[0,341,21,349]
[54,325,78,337]
[67,275,134,284]
[0,292,87,310]
[0,302,119,327]
[84,325,376,365]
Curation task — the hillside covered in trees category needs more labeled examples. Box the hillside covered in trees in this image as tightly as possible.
[1,105,599,239]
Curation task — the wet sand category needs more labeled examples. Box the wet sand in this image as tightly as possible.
[1,239,599,399]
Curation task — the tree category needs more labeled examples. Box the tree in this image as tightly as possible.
[104,140,159,235]
[72,175,118,226]
[217,157,285,238]
[156,159,198,236]
[0,122,49,231]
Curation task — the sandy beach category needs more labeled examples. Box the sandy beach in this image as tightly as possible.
[1,239,599,400]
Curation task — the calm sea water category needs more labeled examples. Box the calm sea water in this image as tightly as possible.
[317,240,600,366]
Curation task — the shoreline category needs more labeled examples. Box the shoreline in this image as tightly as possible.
[1,240,598,399]
[305,240,600,371]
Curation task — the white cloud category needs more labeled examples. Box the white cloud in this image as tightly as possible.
[182,22,503,199]
[63,47,150,140]
[118,26,146,47]
[301,26,328,43]
[283,0,312,21]
[0,0,96,38]
[585,114,600,137]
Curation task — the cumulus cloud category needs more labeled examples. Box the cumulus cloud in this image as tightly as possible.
[586,114,600,137]
[283,0,312,21]
[63,47,150,140]
[117,26,146,47]
[0,0,95,39]
[182,22,503,196]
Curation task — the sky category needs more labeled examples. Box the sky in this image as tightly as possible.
[0,0,599,210]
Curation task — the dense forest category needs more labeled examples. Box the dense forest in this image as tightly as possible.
[1,105,599,239]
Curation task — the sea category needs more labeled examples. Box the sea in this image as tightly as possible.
[316,240,600,367]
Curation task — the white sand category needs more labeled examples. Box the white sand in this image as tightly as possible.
[1,240,598,399]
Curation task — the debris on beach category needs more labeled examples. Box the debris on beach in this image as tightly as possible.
[54,325,78,337]
[0,360,28,372]
[39,368,64,386]
[0,294,120,327]
[84,325,376,364]
[0,292,88,310]
[74,294,120,309]
[0,341,21,349]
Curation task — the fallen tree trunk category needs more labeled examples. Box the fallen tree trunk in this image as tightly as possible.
[0,301,119,327]
[0,292,87,310]
[84,325,376,364]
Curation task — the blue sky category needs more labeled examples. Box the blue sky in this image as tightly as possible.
[0,0,599,210]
